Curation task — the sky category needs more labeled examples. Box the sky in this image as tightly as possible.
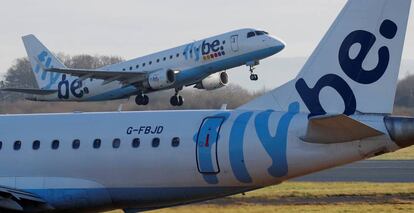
[1,0,414,90]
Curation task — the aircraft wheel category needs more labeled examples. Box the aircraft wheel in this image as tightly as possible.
[135,95,143,105]
[135,94,149,105]
[250,74,258,81]
[170,96,179,106]
[177,96,184,106]
[142,95,149,105]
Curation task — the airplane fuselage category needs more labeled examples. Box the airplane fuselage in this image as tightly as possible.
[0,108,397,212]
[31,29,284,102]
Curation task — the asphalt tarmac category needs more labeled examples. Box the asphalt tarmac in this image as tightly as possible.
[293,160,414,182]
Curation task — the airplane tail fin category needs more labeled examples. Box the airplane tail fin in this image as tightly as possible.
[22,35,66,90]
[240,0,411,116]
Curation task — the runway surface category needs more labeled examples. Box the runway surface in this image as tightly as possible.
[293,160,414,182]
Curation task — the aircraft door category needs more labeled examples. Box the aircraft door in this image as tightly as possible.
[196,117,225,174]
[230,35,239,52]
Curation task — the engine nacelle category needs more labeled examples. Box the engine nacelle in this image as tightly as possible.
[195,72,229,90]
[145,69,177,90]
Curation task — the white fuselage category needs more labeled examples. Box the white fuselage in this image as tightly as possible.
[33,29,284,102]
[0,109,397,212]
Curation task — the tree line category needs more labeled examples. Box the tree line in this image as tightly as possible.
[1,54,413,115]
[0,54,261,113]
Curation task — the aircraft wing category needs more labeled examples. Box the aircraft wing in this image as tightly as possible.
[44,67,149,85]
[1,88,58,95]
[301,114,384,144]
[0,185,54,211]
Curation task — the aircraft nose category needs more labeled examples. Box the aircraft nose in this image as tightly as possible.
[268,36,286,53]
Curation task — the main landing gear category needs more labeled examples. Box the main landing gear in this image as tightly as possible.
[170,87,184,106]
[135,93,149,105]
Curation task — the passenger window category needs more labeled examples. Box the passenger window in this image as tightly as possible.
[72,139,80,149]
[142,63,146,67]
[176,53,179,57]
[149,61,152,65]
[129,66,132,70]
[170,55,173,59]
[152,138,160,147]
[172,137,180,147]
[51,140,59,150]
[163,57,166,61]
[113,138,121,148]
[123,68,126,71]
[132,138,140,148]
[14,140,21,150]
[247,31,255,38]
[156,59,160,63]
[136,65,139,69]
[222,40,226,44]
[32,140,40,150]
[0,141,2,150]
[93,139,101,149]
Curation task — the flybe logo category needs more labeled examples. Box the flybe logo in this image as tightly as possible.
[183,39,226,62]
[58,74,89,99]
[35,51,61,90]
[35,51,89,99]
[201,40,226,61]
[295,19,398,117]
[195,102,299,184]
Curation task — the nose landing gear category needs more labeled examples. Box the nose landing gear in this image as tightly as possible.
[249,65,259,81]
[170,87,184,106]
[247,61,259,81]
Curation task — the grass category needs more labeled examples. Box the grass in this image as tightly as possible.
[371,146,414,160]
[105,182,414,213]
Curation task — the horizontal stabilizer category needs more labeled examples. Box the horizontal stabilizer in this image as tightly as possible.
[1,88,58,95]
[301,114,384,144]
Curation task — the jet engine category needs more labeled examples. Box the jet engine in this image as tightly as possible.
[145,69,178,90]
[195,72,229,90]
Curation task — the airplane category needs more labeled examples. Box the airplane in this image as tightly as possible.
[1,29,285,106]
[0,0,411,212]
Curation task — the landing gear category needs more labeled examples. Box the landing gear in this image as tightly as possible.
[170,95,184,106]
[170,88,184,106]
[135,93,149,105]
[250,73,259,81]
[246,60,260,81]
[249,65,259,81]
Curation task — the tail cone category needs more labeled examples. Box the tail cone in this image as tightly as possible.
[384,116,414,148]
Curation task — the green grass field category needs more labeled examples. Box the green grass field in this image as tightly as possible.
[372,146,414,160]
[105,182,414,213]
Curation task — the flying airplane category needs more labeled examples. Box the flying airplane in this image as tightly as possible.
[0,0,411,212]
[1,29,285,106]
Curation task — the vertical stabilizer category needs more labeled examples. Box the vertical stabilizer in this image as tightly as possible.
[22,35,66,89]
[240,0,411,117]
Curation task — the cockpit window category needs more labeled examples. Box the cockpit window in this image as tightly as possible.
[255,31,269,36]
[247,31,255,38]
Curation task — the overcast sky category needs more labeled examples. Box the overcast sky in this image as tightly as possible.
[1,0,413,89]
